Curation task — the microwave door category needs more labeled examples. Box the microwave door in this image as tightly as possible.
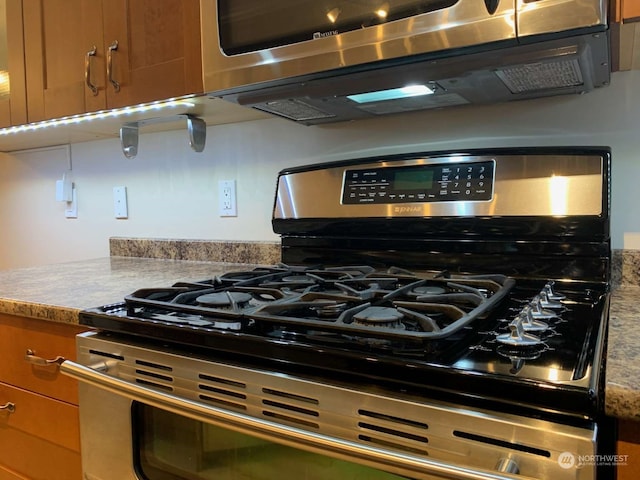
[206,0,517,94]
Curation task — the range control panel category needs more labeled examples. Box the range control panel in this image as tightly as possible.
[342,160,495,204]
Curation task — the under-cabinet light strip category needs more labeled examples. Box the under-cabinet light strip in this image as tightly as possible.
[0,97,197,136]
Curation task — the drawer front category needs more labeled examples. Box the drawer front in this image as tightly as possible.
[0,315,88,405]
[0,382,81,480]
[0,465,28,480]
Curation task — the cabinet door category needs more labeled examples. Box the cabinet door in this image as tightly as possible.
[22,0,105,121]
[102,0,203,109]
[0,0,27,127]
[0,383,82,480]
[0,314,88,405]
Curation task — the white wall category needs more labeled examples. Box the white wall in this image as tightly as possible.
[1,70,640,270]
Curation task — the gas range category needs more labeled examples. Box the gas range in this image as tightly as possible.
[81,263,608,419]
[70,147,614,480]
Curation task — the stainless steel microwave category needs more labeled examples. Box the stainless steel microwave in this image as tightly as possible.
[201,0,610,125]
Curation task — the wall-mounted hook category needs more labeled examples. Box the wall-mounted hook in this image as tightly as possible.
[120,114,206,159]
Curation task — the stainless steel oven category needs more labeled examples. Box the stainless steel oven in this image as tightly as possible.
[62,147,614,480]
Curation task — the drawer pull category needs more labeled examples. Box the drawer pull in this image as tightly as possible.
[25,349,66,367]
[0,402,15,413]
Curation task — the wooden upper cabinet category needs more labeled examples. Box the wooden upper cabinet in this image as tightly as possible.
[23,0,203,122]
[23,0,105,121]
[0,0,28,127]
[102,0,203,109]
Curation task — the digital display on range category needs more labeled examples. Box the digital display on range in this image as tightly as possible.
[342,161,494,204]
[393,169,434,190]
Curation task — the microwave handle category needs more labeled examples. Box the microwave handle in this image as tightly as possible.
[61,359,519,480]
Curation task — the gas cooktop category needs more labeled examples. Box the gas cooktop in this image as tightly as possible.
[80,264,608,418]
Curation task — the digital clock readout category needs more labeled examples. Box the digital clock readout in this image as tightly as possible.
[393,169,434,190]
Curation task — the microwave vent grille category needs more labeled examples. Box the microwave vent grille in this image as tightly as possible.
[495,58,584,94]
[256,98,336,121]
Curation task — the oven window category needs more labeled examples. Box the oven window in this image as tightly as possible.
[133,403,411,480]
[218,0,458,55]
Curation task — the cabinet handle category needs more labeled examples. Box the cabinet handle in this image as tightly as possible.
[107,40,121,92]
[0,402,15,413]
[25,349,65,367]
[85,45,98,96]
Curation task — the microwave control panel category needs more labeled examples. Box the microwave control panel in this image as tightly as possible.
[342,160,495,205]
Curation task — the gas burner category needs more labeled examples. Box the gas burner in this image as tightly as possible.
[352,306,405,329]
[196,291,253,308]
[308,301,351,318]
[411,285,447,296]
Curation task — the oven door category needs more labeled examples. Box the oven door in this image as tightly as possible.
[63,361,524,480]
[60,332,600,480]
[73,383,420,480]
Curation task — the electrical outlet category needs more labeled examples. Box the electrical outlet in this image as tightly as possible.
[219,180,237,217]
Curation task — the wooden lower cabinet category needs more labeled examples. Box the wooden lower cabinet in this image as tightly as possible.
[0,314,88,480]
[617,420,640,480]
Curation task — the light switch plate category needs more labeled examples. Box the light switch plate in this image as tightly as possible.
[65,186,77,218]
[114,186,128,219]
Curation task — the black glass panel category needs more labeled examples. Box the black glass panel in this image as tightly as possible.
[218,0,458,54]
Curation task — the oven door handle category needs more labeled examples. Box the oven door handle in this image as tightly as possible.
[61,359,520,480]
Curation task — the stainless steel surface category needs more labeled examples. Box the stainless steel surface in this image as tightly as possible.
[84,45,98,96]
[65,331,598,480]
[201,0,609,125]
[107,40,120,92]
[119,114,206,159]
[203,0,517,92]
[274,153,604,219]
[517,0,608,38]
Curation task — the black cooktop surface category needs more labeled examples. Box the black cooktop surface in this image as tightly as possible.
[80,264,609,419]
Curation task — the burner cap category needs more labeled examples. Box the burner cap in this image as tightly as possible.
[196,292,253,308]
[282,275,315,283]
[353,306,404,325]
[412,285,447,296]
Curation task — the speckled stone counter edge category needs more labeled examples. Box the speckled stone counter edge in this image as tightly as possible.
[110,237,282,265]
[612,249,640,287]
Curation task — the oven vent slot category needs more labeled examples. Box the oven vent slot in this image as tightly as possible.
[88,349,124,360]
[260,388,320,429]
[135,369,173,383]
[357,409,429,454]
[452,430,551,457]
[197,373,248,412]
[136,359,172,371]
[135,378,173,392]
[133,357,175,392]
[261,388,319,405]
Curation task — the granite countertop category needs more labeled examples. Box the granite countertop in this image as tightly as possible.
[1,255,638,421]
[0,257,257,325]
[606,285,640,421]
